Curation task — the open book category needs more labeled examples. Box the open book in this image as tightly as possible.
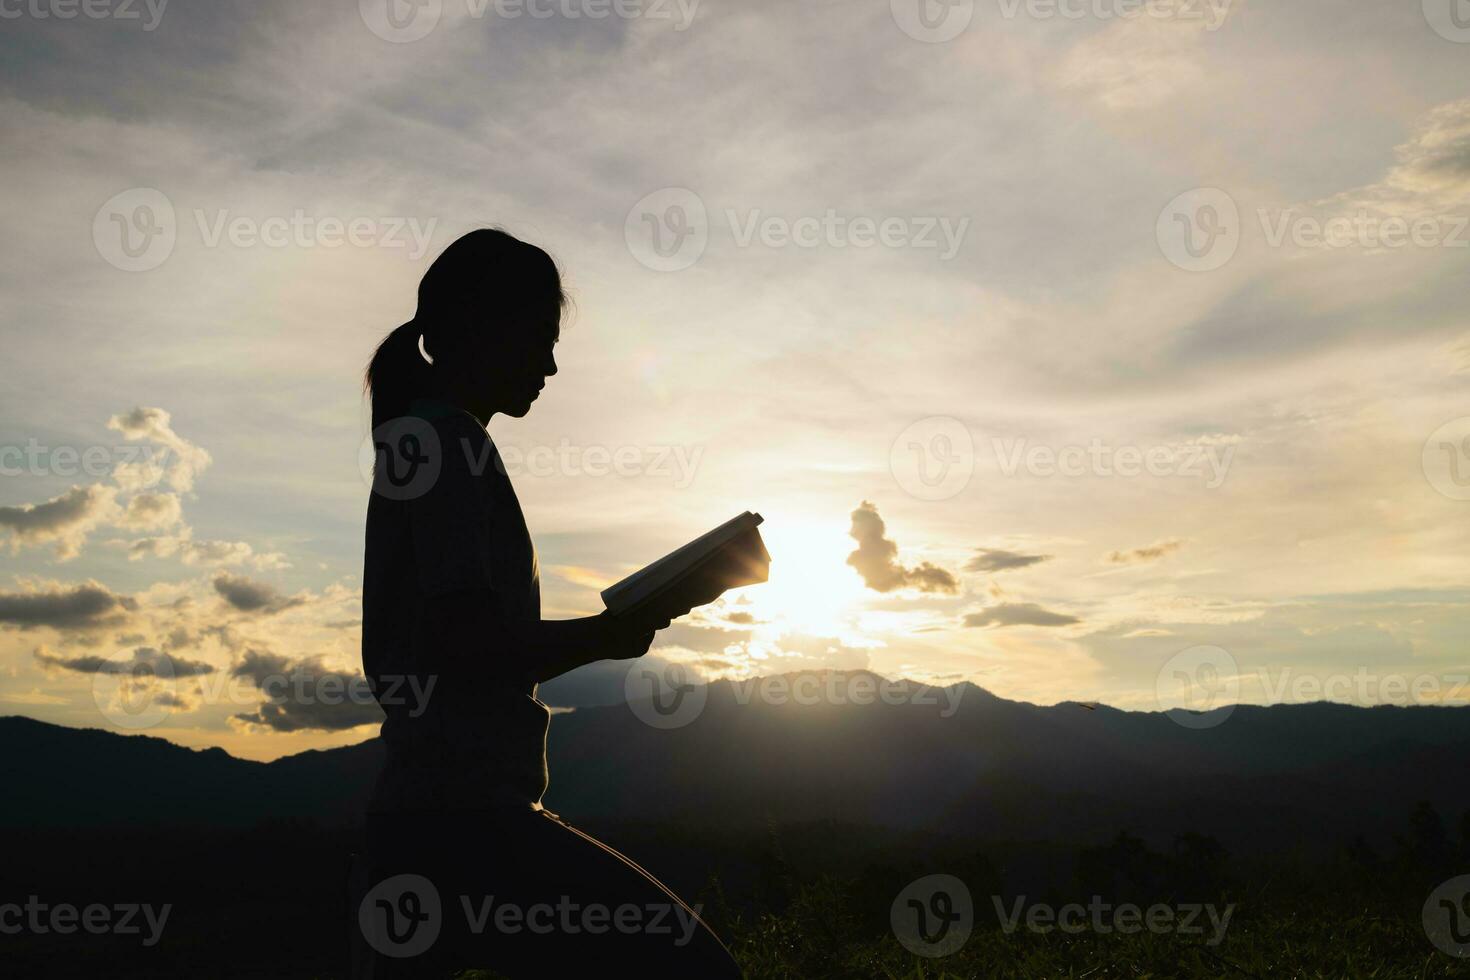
[601,512,770,623]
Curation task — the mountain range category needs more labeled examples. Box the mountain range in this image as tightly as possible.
[7,671,1468,854]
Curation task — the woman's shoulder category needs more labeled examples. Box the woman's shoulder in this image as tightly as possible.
[405,399,493,474]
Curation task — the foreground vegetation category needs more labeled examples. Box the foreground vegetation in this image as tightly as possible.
[7,803,1470,978]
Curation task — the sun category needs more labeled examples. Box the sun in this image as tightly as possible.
[731,514,867,638]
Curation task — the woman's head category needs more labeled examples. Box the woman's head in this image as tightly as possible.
[366,229,566,427]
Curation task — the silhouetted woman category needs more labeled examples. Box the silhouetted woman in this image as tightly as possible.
[360,229,740,977]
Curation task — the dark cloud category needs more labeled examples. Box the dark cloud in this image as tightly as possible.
[963,603,1080,629]
[213,572,307,614]
[230,649,385,733]
[966,548,1052,573]
[34,645,215,677]
[0,582,135,629]
[0,484,116,558]
[846,501,958,595]
[152,691,194,709]
[230,649,295,686]
[1107,539,1184,565]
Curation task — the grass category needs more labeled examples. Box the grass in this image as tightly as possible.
[447,878,1470,979]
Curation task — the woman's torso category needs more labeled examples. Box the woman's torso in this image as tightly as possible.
[362,401,550,812]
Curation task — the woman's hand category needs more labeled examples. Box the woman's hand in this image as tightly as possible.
[597,609,669,660]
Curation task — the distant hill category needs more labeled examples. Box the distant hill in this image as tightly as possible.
[7,671,1470,852]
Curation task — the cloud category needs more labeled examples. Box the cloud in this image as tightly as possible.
[107,407,212,493]
[1053,12,1221,111]
[963,603,1080,629]
[846,501,958,595]
[1107,539,1185,565]
[1331,98,1470,218]
[127,529,288,570]
[118,492,184,532]
[966,548,1052,573]
[229,649,385,732]
[34,645,215,677]
[213,572,308,614]
[551,565,612,590]
[0,484,120,560]
[0,582,135,630]
[656,620,754,655]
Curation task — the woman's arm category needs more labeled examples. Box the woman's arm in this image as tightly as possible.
[521,612,664,685]
[419,591,671,686]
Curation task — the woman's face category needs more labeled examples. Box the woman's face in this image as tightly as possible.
[448,307,560,422]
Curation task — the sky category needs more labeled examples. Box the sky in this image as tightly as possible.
[1,0,1468,760]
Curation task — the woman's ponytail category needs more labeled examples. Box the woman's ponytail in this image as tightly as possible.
[365,320,434,430]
